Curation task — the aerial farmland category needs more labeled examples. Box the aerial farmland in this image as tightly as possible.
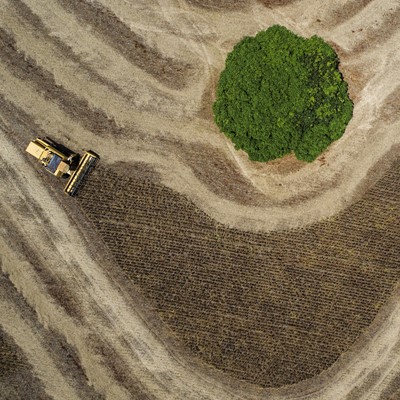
[0,0,399,399]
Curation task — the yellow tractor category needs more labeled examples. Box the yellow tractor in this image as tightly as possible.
[26,137,99,196]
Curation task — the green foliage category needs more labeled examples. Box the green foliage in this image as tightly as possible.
[213,25,353,162]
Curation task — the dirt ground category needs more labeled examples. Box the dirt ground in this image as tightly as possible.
[0,0,399,399]
[77,160,400,388]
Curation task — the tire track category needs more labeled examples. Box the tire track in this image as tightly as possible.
[0,130,258,400]
[186,0,248,11]
[258,0,299,7]
[352,7,400,54]
[1,0,400,397]
[7,0,132,103]
[321,0,376,28]
[325,0,399,53]
[56,0,194,90]
[77,160,400,387]
[0,28,132,138]
[18,0,189,99]
[2,124,399,398]
[0,274,104,400]
[1,20,398,228]
[0,320,50,400]
[2,0,214,136]
[1,0,398,231]
[0,295,82,400]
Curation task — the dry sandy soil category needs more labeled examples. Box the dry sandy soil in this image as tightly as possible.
[0,0,399,399]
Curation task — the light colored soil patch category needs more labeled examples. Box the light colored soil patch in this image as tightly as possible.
[0,0,399,398]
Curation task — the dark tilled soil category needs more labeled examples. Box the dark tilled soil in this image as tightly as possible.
[56,0,194,90]
[87,333,156,400]
[2,0,399,392]
[0,328,50,400]
[77,160,400,387]
[186,0,248,11]
[0,28,127,137]
[258,0,300,8]
[321,0,376,28]
[178,142,268,206]
[352,8,400,54]
[0,273,104,400]
[9,0,129,100]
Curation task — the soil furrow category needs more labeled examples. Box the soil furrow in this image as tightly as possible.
[55,0,193,90]
[8,0,132,103]
[0,28,128,138]
[77,161,400,387]
[352,7,400,54]
[322,0,376,28]
[1,0,400,397]
[0,318,50,400]
[0,274,104,400]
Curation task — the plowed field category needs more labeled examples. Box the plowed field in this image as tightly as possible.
[77,160,400,387]
[0,0,399,399]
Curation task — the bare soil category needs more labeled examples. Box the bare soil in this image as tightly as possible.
[0,0,399,399]
[77,160,400,387]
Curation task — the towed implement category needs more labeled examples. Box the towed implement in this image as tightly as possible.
[26,137,99,196]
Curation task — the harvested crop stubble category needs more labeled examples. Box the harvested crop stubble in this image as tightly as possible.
[0,272,104,400]
[77,160,400,387]
[0,279,50,400]
[0,329,49,399]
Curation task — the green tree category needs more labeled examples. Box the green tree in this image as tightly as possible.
[213,25,353,162]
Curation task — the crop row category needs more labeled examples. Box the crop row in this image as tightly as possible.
[78,160,400,387]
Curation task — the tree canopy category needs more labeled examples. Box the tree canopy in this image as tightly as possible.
[213,25,353,162]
